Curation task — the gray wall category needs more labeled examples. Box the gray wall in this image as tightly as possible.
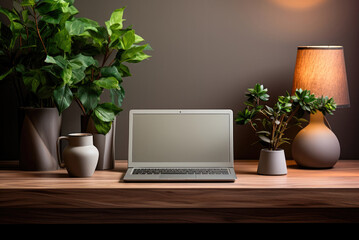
[1,0,359,160]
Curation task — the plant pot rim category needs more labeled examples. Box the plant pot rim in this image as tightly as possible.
[68,133,93,137]
[261,148,284,152]
[20,107,58,110]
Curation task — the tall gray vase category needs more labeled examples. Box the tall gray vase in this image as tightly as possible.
[20,107,62,171]
[81,115,115,170]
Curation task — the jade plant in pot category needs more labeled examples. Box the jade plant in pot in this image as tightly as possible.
[43,5,151,169]
[0,0,81,170]
[235,84,336,175]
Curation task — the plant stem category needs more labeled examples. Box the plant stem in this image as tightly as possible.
[101,38,113,67]
[270,119,276,150]
[101,51,108,67]
[258,109,270,119]
[32,6,48,56]
[274,114,285,149]
[249,120,257,132]
[324,115,332,130]
[108,57,116,66]
[75,97,86,116]
[285,105,300,126]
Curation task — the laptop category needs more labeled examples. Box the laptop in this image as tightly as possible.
[123,109,236,182]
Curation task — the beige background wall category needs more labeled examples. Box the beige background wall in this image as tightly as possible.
[1,0,358,160]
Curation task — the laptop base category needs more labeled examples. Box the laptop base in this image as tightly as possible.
[123,167,237,182]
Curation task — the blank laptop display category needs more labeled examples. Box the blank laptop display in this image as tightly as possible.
[123,109,236,182]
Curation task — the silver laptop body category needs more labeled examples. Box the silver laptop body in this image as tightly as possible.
[123,109,236,182]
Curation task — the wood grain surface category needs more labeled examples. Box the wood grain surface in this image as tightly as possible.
[1,160,359,223]
[1,160,359,189]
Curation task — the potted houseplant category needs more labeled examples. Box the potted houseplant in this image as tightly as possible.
[235,84,336,175]
[44,4,151,169]
[0,0,80,170]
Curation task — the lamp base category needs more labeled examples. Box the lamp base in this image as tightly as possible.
[292,112,340,169]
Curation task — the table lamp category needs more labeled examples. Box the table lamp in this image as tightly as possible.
[291,46,350,168]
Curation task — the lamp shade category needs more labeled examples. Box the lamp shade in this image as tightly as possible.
[292,46,350,107]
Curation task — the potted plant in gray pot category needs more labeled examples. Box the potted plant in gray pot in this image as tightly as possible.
[236,84,336,175]
[44,5,151,169]
[0,0,80,170]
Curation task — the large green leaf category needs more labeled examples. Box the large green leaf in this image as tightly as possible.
[54,84,73,114]
[91,113,112,135]
[40,11,63,24]
[69,54,97,69]
[134,34,144,44]
[86,26,108,47]
[21,0,36,7]
[36,0,76,24]
[110,87,125,107]
[41,64,61,79]
[120,30,135,50]
[120,44,148,62]
[105,7,126,34]
[100,66,122,82]
[116,63,131,77]
[45,55,68,69]
[54,28,71,53]
[70,68,85,84]
[94,102,122,122]
[60,65,72,84]
[65,17,99,36]
[0,7,19,21]
[93,77,119,89]
[36,0,66,14]
[21,9,29,23]
[46,54,97,85]
[0,7,22,49]
[126,52,151,63]
[76,84,102,113]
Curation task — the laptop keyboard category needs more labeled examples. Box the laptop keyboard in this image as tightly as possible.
[132,168,230,175]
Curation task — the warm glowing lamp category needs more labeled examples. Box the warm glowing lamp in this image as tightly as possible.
[291,46,350,168]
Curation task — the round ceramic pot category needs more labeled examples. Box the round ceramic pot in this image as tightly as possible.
[292,112,340,169]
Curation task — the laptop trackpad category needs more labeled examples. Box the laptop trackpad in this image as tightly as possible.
[159,174,195,179]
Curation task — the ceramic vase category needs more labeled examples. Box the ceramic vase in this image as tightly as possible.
[57,133,99,177]
[292,112,340,168]
[81,115,116,170]
[20,107,61,171]
[257,148,287,175]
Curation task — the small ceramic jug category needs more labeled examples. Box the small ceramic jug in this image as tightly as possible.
[56,133,99,177]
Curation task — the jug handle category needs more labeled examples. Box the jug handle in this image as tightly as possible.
[57,136,69,168]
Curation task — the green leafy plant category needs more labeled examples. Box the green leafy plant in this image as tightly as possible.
[44,6,151,134]
[0,0,151,134]
[0,0,80,107]
[235,84,337,150]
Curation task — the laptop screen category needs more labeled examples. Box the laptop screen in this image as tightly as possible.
[129,110,233,166]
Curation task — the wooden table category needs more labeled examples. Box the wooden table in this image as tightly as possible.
[1,160,359,223]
